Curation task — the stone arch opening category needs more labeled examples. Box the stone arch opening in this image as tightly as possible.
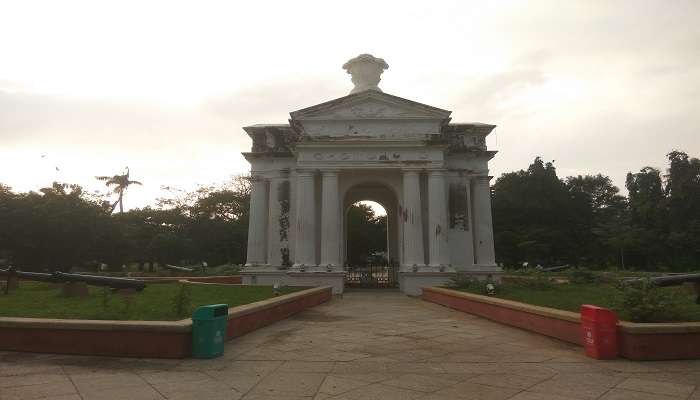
[344,200,388,266]
[342,181,400,267]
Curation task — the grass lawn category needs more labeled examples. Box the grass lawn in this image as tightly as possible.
[454,282,700,322]
[0,282,304,321]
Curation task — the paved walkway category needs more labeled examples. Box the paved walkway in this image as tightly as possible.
[1,291,699,400]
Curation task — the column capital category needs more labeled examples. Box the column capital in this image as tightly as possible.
[427,168,449,177]
[402,167,423,175]
[295,168,317,177]
[266,169,290,179]
[249,173,266,182]
[320,169,341,176]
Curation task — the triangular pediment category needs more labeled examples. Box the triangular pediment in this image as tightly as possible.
[290,90,451,121]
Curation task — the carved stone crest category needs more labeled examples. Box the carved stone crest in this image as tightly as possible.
[342,54,389,94]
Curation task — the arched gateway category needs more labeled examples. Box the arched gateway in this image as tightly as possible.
[241,54,500,295]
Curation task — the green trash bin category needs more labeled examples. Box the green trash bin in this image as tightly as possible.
[191,304,228,359]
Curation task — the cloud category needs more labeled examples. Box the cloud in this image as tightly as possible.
[2,0,700,205]
[201,79,346,124]
[0,86,252,207]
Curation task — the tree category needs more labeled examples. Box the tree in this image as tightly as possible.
[492,157,584,266]
[96,167,142,213]
[566,174,626,267]
[158,175,252,265]
[663,151,700,269]
[186,184,251,265]
[624,167,668,268]
[566,174,626,212]
[0,182,112,271]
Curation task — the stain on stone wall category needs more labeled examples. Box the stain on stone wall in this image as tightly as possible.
[278,180,291,268]
[449,183,469,230]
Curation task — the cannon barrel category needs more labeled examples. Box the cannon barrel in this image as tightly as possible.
[53,272,146,291]
[0,268,61,283]
[622,273,700,287]
[164,264,194,273]
[622,273,700,304]
[541,264,571,272]
[1,268,145,291]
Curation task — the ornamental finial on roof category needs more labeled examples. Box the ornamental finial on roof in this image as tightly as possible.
[342,54,389,95]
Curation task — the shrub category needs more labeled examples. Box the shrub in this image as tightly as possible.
[449,275,500,295]
[101,287,111,311]
[172,283,192,318]
[448,275,480,290]
[616,278,680,322]
[121,294,133,317]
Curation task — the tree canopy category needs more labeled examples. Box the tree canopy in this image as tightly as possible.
[493,150,700,271]
[0,176,251,271]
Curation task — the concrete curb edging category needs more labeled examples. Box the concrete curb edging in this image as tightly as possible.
[422,287,582,345]
[422,286,700,360]
[0,286,332,358]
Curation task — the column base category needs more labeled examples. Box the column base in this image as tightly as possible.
[399,272,456,296]
[400,264,426,273]
[243,263,275,272]
[453,264,502,273]
[241,271,287,286]
[425,264,456,273]
[318,263,343,272]
[241,271,345,294]
[398,267,505,296]
[292,263,317,272]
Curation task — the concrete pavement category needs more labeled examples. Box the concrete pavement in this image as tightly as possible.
[1,290,698,399]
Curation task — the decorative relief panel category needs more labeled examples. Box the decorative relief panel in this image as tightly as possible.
[301,120,441,138]
[302,150,438,163]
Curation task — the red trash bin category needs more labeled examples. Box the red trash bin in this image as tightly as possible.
[581,305,618,359]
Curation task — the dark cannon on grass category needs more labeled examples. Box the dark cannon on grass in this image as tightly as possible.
[622,273,700,304]
[538,264,572,273]
[164,264,194,273]
[1,267,145,296]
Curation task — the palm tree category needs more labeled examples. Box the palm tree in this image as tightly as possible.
[96,167,143,213]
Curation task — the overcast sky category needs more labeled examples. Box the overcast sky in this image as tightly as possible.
[1,0,698,209]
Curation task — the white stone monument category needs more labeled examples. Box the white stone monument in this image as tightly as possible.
[241,54,500,295]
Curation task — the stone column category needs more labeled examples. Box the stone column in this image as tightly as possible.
[267,172,289,268]
[245,175,268,267]
[401,169,425,268]
[471,175,496,266]
[428,170,450,268]
[320,170,341,269]
[293,169,316,268]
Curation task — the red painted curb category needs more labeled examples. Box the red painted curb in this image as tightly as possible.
[422,287,700,361]
[0,286,331,358]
